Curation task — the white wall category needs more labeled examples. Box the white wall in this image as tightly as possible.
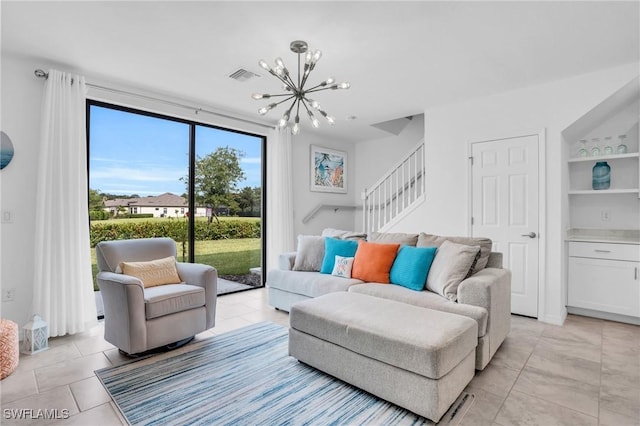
[353,114,425,231]
[290,132,356,239]
[0,55,43,327]
[381,62,639,324]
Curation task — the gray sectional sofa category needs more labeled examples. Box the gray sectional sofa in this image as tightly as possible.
[267,229,511,370]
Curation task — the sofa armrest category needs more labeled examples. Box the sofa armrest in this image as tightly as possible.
[279,252,297,271]
[96,271,147,354]
[176,263,217,329]
[457,268,511,368]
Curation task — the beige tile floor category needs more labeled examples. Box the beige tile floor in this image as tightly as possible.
[1,287,639,425]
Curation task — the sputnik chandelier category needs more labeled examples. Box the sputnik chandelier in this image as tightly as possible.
[253,40,350,135]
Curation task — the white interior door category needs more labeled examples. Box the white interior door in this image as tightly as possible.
[471,135,539,317]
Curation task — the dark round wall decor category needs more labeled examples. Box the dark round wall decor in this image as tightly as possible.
[0,131,14,170]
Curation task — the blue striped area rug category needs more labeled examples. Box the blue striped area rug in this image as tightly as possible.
[96,322,471,425]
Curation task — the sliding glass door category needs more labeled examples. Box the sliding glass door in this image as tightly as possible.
[87,101,265,295]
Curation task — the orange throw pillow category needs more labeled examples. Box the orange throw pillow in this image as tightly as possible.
[351,240,400,283]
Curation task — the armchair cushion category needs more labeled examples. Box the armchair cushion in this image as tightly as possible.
[119,256,182,288]
[144,284,206,320]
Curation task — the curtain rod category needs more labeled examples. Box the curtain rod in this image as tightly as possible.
[33,69,273,130]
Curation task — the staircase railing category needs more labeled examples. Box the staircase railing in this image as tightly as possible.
[362,141,425,234]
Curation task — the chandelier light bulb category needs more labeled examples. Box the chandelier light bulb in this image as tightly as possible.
[258,60,271,71]
[258,106,269,115]
[325,77,335,85]
[277,112,290,128]
[313,50,322,63]
[326,115,336,125]
[292,121,300,135]
[307,111,320,128]
[338,82,350,89]
[309,99,320,109]
[305,51,313,64]
[275,57,285,68]
[252,93,264,100]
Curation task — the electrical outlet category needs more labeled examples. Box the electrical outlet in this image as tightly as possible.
[1,288,15,302]
[601,210,611,221]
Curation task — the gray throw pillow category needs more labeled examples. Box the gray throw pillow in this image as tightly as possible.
[368,232,419,246]
[292,235,325,272]
[417,233,492,274]
[425,240,481,302]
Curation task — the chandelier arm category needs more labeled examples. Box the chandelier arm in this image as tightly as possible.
[268,70,296,91]
[272,95,296,107]
[305,82,326,92]
[282,73,298,91]
[305,86,338,94]
[300,63,315,90]
[300,98,313,116]
[261,93,297,98]
[297,53,302,88]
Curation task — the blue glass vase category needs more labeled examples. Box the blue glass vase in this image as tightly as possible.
[592,161,610,190]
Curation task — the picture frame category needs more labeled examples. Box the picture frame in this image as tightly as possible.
[310,145,347,193]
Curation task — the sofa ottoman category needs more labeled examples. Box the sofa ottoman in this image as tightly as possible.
[289,292,478,422]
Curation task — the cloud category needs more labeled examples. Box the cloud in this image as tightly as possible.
[91,165,186,182]
[241,157,262,164]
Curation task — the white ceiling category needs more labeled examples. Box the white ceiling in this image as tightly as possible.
[2,1,639,142]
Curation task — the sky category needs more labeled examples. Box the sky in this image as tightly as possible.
[89,105,263,196]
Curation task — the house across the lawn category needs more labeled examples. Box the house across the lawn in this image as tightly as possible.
[104,192,207,218]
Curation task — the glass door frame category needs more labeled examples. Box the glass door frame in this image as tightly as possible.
[86,99,267,285]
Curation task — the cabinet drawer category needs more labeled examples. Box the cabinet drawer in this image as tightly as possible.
[568,242,640,262]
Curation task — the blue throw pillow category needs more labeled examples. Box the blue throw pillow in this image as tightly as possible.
[390,245,437,291]
[320,238,359,274]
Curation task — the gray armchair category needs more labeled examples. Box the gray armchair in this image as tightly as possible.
[96,237,217,355]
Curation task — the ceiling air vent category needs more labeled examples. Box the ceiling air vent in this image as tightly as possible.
[228,68,260,82]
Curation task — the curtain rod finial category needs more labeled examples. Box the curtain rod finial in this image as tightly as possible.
[34,69,48,79]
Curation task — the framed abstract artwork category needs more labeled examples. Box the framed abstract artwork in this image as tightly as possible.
[311,145,347,193]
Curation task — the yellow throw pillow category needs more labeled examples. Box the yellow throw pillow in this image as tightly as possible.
[119,256,182,288]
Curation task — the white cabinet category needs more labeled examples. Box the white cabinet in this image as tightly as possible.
[568,242,640,318]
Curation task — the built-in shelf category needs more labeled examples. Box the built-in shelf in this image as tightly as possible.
[568,188,640,195]
[568,152,639,163]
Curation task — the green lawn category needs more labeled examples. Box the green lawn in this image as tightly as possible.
[91,238,261,291]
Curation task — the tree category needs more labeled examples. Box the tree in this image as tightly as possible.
[88,189,104,211]
[184,147,246,223]
[237,186,255,215]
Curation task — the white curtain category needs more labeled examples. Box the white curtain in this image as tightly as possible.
[266,127,295,270]
[33,69,97,337]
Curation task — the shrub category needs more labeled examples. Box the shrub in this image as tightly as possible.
[90,219,260,247]
[89,210,110,221]
[119,213,154,219]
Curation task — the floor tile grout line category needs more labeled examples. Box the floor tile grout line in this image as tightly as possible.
[488,330,541,424]
[504,323,602,423]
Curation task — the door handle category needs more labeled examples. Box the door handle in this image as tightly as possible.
[521,232,537,238]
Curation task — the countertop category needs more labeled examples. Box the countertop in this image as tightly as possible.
[566,228,640,245]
